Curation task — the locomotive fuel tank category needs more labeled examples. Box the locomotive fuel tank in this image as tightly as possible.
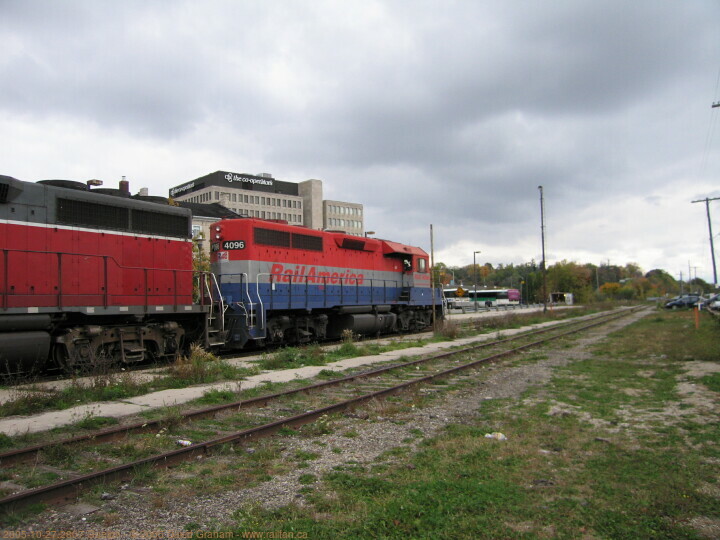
[326,312,397,338]
[0,315,52,374]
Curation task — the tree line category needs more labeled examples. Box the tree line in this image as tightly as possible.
[432,260,715,304]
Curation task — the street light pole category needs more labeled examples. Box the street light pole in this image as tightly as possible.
[539,186,547,313]
[473,250,481,312]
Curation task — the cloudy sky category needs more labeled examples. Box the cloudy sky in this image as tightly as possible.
[2,1,719,283]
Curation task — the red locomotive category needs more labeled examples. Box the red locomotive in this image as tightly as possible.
[0,175,207,374]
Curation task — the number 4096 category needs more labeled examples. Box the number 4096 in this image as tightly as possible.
[222,241,245,250]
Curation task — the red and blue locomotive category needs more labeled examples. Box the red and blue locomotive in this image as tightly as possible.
[208,218,443,350]
[0,174,443,373]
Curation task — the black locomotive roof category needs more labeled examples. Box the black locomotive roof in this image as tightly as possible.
[176,202,241,219]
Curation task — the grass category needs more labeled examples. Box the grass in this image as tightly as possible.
[221,309,720,538]
[258,339,432,371]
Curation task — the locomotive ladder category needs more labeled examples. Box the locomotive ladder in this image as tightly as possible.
[118,327,146,363]
[202,273,226,348]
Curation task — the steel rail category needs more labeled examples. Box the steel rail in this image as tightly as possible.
[0,308,638,469]
[0,307,644,512]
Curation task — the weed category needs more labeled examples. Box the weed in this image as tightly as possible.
[74,413,118,430]
[294,450,320,461]
[298,473,317,485]
[196,388,238,405]
[41,443,75,466]
[437,320,460,340]
[317,369,337,379]
[0,433,13,449]
[699,373,720,393]
[167,345,236,384]
[300,414,335,436]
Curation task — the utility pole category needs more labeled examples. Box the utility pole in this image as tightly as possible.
[691,196,719,286]
[539,186,547,313]
[689,261,692,289]
[473,250,481,312]
[430,224,436,329]
[678,271,684,295]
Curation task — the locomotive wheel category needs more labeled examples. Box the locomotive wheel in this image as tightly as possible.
[53,341,115,374]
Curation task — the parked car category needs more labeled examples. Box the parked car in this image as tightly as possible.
[704,294,720,312]
[664,295,700,309]
[702,293,720,309]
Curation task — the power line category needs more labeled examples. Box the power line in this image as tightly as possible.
[700,67,720,174]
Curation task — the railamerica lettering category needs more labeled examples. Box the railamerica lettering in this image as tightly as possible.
[270,263,364,285]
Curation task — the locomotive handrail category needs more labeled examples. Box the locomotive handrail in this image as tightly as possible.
[210,271,226,334]
[256,273,270,335]
[204,271,226,341]
[0,247,196,273]
[217,272,256,332]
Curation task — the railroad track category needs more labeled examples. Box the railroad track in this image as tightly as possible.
[0,306,553,388]
[0,307,644,514]
[0,307,558,400]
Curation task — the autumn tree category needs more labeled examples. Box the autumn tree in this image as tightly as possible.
[599,282,621,297]
[547,260,593,303]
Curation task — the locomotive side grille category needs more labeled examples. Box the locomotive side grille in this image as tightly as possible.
[0,182,9,203]
[131,209,189,238]
[292,233,323,251]
[57,198,129,230]
[254,227,291,247]
[341,238,365,251]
